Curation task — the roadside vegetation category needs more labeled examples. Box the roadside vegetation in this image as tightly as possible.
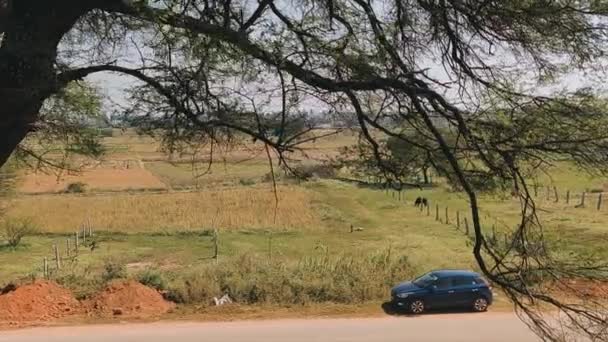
[1,131,607,316]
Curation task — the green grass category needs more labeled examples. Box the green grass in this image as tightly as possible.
[535,161,607,193]
[3,177,607,284]
[0,181,476,282]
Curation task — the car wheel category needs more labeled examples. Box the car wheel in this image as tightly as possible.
[472,297,488,312]
[409,299,425,314]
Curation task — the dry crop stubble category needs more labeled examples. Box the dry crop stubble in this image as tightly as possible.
[6,186,320,233]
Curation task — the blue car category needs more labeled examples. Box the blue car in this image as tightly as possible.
[391,270,493,314]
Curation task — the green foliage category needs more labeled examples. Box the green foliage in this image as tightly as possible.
[239,178,256,186]
[101,259,127,282]
[292,164,336,180]
[138,269,168,291]
[55,269,104,300]
[0,160,17,199]
[17,81,106,169]
[0,218,38,248]
[97,128,114,138]
[166,249,414,305]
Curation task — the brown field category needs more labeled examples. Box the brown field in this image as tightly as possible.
[17,161,167,194]
[5,186,320,232]
[102,129,358,163]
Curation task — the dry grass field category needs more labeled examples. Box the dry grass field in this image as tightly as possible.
[17,162,167,194]
[5,186,320,232]
[145,160,271,189]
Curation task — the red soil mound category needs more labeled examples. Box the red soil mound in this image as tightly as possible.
[87,280,174,317]
[0,280,80,323]
[557,279,608,298]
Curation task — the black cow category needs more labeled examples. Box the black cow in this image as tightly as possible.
[414,197,428,208]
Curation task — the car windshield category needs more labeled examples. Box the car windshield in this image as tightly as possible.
[412,273,438,287]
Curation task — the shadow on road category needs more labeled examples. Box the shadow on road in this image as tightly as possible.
[381,302,481,317]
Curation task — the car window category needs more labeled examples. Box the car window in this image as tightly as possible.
[452,276,475,287]
[413,273,438,287]
[434,277,452,290]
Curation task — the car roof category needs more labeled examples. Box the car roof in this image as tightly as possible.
[431,270,481,278]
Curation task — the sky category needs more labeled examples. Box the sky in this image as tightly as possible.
[80,3,608,119]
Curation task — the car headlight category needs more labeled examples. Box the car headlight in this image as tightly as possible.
[396,292,412,299]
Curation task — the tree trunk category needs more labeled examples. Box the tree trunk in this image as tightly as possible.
[422,168,429,184]
[0,0,90,168]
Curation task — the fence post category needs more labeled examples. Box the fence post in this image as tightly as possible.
[464,217,469,235]
[268,235,273,261]
[426,204,430,216]
[53,244,61,270]
[75,232,79,252]
[43,257,48,278]
[66,239,71,258]
[82,227,86,245]
[581,192,586,207]
[398,190,401,201]
[566,190,570,204]
[213,229,219,263]
[597,193,603,211]
[445,207,449,224]
[435,204,439,221]
[554,186,559,203]
[456,211,460,229]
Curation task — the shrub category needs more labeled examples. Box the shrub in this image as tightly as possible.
[65,182,87,193]
[55,271,104,300]
[165,249,414,306]
[292,164,336,180]
[98,128,114,137]
[1,218,38,247]
[101,260,127,282]
[138,269,167,291]
[239,178,256,186]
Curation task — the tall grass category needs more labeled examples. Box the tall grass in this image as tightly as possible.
[166,249,414,305]
[6,187,320,232]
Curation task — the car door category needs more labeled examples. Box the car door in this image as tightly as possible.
[451,276,477,307]
[426,276,454,309]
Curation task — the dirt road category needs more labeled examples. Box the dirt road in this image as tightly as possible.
[0,313,542,342]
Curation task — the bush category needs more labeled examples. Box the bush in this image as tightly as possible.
[101,260,127,282]
[65,182,87,193]
[138,269,167,291]
[1,218,38,247]
[261,172,280,183]
[165,249,414,306]
[97,128,114,137]
[239,178,256,186]
[292,164,336,180]
[55,271,104,300]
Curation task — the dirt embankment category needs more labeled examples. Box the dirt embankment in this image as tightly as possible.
[85,280,175,317]
[0,281,80,325]
[0,280,174,327]
[553,278,608,299]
